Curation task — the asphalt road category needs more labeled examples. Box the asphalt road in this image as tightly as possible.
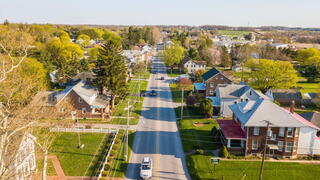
[125,56,190,180]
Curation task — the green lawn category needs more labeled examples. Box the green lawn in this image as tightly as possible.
[187,154,320,180]
[179,117,218,152]
[50,133,110,176]
[297,82,319,93]
[167,68,183,78]
[218,30,251,37]
[169,83,193,103]
[36,157,57,176]
[106,131,135,178]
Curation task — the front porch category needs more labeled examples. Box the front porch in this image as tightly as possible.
[217,119,246,155]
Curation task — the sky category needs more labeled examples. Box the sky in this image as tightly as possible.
[1,0,320,27]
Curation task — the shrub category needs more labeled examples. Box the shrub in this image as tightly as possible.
[104,164,110,171]
[109,150,116,157]
[196,149,205,155]
[101,171,108,177]
[115,138,121,144]
[220,145,229,158]
[85,124,92,129]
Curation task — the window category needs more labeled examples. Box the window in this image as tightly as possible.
[82,107,87,114]
[209,89,214,95]
[210,83,214,88]
[245,99,248,102]
[252,139,258,150]
[253,127,260,136]
[277,141,284,151]
[234,101,237,104]
[79,97,83,103]
[285,142,293,152]
[271,134,277,140]
[220,77,224,80]
[240,98,243,102]
[287,128,293,137]
[279,127,285,137]
[58,108,65,113]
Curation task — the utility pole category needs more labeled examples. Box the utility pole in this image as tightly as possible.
[138,74,141,103]
[180,88,184,120]
[125,100,130,161]
[259,120,271,180]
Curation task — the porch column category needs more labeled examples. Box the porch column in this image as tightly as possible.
[241,140,244,148]
[227,139,231,148]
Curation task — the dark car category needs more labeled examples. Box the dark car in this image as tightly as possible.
[149,90,157,96]
[160,76,164,80]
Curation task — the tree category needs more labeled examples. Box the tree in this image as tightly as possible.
[102,29,121,42]
[245,59,298,93]
[296,48,320,64]
[188,48,200,60]
[296,49,320,82]
[220,145,229,158]
[220,46,232,68]
[79,28,103,40]
[199,98,213,118]
[132,62,147,75]
[94,38,128,109]
[163,41,185,73]
[89,46,100,61]
[194,69,206,82]
[77,34,91,47]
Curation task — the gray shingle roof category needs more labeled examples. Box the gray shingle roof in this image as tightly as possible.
[201,67,220,81]
[229,99,310,127]
[217,84,249,98]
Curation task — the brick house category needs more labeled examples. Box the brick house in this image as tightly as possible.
[201,68,233,96]
[217,98,320,158]
[34,80,111,119]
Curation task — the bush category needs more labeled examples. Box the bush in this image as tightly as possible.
[109,150,116,157]
[220,145,229,158]
[104,164,110,171]
[101,171,108,177]
[85,124,92,129]
[196,149,205,155]
[115,138,121,144]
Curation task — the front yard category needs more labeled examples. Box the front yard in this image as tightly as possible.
[187,154,320,180]
[50,132,111,176]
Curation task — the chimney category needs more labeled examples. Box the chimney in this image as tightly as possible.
[290,100,295,114]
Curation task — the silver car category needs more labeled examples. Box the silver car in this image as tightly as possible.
[140,157,152,179]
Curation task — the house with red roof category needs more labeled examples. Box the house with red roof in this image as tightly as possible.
[217,98,320,158]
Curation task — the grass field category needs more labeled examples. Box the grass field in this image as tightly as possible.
[50,133,110,176]
[169,83,193,103]
[179,118,218,152]
[167,68,183,78]
[296,81,319,93]
[106,131,135,178]
[36,157,57,176]
[218,30,251,37]
[187,154,320,180]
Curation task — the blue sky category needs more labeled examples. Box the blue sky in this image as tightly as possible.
[1,0,320,27]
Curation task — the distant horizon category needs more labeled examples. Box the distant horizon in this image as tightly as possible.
[3,21,320,29]
[2,0,320,28]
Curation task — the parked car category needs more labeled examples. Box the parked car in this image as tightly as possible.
[140,157,152,179]
[160,76,165,80]
[149,90,157,96]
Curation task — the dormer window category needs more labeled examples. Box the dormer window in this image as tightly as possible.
[245,99,248,102]
[234,101,237,104]
[79,97,83,103]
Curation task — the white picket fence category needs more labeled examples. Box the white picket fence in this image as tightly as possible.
[50,127,117,134]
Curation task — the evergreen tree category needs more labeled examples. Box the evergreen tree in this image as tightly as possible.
[94,39,128,109]
[221,46,232,68]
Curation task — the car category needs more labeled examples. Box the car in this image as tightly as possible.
[160,76,164,80]
[140,157,152,179]
[149,90,157,96]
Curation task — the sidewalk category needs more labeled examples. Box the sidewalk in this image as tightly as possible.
[221,158,320,164]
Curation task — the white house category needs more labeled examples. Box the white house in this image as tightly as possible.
[180,57,206,74]
[215,84,270,117]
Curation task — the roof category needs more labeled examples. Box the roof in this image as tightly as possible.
[217,84,250,99]
[201,68,220,81]
[283,110,320,130]
[206,96,220,106]
[180,56,192,65]
[300,112,320,128]
[229,99,319,129]
[193,83,206,91]
[194,61,206,65]
[217,120,246,140]
[271,89,302,100]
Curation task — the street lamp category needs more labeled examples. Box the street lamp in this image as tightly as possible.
[72,111,84,149]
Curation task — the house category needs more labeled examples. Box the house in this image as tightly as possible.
[218,98,320,158]
[13,133,36,180]
[270,43,289,49]
[34,80,111,119]
[201,68,233,97]
[214,84,268,117]
[300,112,320,128]
[266,89,303,106]
[179,56,206,74]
